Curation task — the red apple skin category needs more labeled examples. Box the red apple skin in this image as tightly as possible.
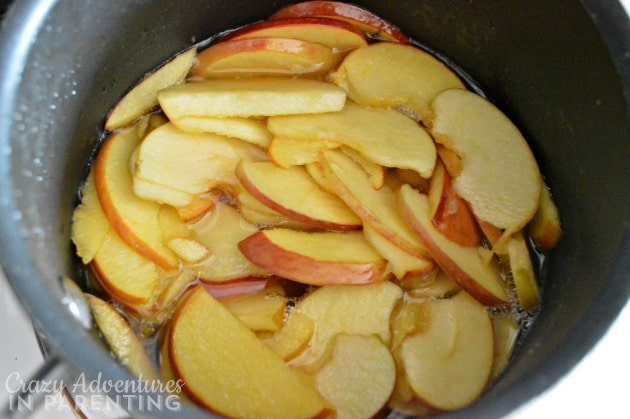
[222,16,367,49]
[238,232,387,286]
[269,1,410,43]
[235,162,362,232]
[431,162,481,247]
[201,276,278,299]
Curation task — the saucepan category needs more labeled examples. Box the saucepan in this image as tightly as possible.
[0,0,628,418]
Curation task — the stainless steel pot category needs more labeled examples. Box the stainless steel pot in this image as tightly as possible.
[0,1,628,418]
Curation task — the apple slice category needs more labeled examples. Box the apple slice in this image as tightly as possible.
[85,294,157,380]
[192,37,339,79]
[219,289,287,332]
[172,115,273,149]
[71,171,109,264]
[506,232,541,310]
[263,312,315,361]
[169,286,332,418]
[267,136,339,168]
[105,48,195,131]
[192,203,270,282]
[398,269,460,301]
[318,149,429,258]
[132,175,197,208]
[491,314,520,381]
[399,291,494,411]
[305,161,337,194]
[224,16,367,51]
[94,126,185,271]
[236,186,310,229]
[132,122,266,205]
[166,238,211,264]
[156,269,198,311]
[289,281,402,370]
[268,101,436,177]
[391,168,430,193]
[201,277,273,299]
[340,146,385,190]
[398,185,508,306]
[331,42,464,121]
[314,334,396,419]
[528,183,562,251]
[429,89,542,233]
[390,298,432,352]
[428,160,481,247]
[176,193,218,223]
[269,1,410,43]
[363,224,433,280]
[239,229,387,286]
[159,78,346,119]
[235,161,362,231]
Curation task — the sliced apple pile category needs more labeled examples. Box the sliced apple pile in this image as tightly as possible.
[70,2,562,416]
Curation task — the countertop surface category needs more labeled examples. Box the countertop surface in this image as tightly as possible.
[0,1,629,418]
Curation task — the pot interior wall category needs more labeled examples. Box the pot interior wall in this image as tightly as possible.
[1,0,628,417]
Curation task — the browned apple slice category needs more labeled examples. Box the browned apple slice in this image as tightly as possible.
[219,289,287,332]
[132,122,266,207]
[318,149,429,258]
[159,78,346,119]
[223,17,367,51]
[363,224,433,280]
[314,334,396,418]
[94,126,185,271]
[289,281,402,370]
[263,312,315,361]
[267,136,339,168]
[268,101,436,177]
[71,171,109,264]
[506,232,541,310]
[176,193,218,223]
[491,314,520,381]
[269,1,410,43]
[192,203,270,282]
[105,48,196,131]
[235,161,361,231]
[428,160,481,247]
[528,183,562,251]
[399,291,494,411]
[171,115,273,149]
[331,42,464,121]
[429,89,542,233]
[398,185,508,306]
[192,37,339,79]
[239,229,387,286]
[86,294,157,380]
[169,286,332,418]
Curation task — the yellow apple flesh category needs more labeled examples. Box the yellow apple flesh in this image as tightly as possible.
[172,115,273,149]
[71,171,109,264]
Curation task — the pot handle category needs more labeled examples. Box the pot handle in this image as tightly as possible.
[1,356,73,419]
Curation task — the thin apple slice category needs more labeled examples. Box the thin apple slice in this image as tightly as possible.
[201,277,272,299]
[94,126,185,271]
[428,160,481,247]
[398,269,460,301]
[176,193,218,223]
[192,37,339,79]
[105,48,196,131]
[429,89,542,233]
[340,146,385,190]
[159,78,346,119]
[219,289,287,332]
[314,334,396,419]
[156,269,198,311]
[269,1,410,43]
[390,298,432,352]
[528,183,562,251]
[268,101,436,177]
[192,203,270,282]
[399,291,494,411]
[398,185,508,306]
[331,42,464,122]
[491,314,520,381]
[319,149,429,258]
[289,281,402,370]
[236,161,361,231]
[166,238,211,264]
[132,122,266,204]
[239,229,387,286]
[363,224,433,280]
[263,312,315,361]
[169,286,332,418]
[506,232,541,310]
[172,115,273,149]
[86,294,158,380]
[306,161,337,194]
[224,16,367,51]
[267,136,339,168]
[236,187,310,229]
[71,171,109,264]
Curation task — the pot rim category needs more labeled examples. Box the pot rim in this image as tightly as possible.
[0,1,628,418]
